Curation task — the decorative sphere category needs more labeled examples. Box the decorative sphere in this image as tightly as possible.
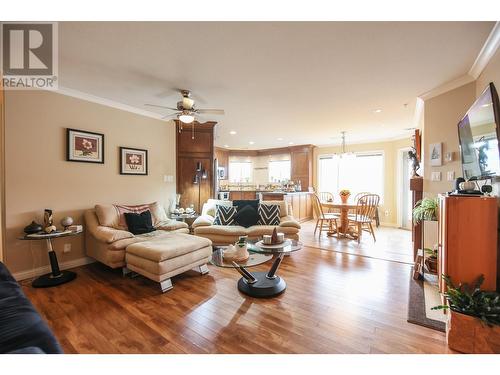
[61,216,74,228]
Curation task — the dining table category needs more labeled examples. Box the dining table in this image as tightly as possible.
[320,200,358,239]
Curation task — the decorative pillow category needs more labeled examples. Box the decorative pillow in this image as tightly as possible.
[124,210,155,235]
[234,204,260,228]
[95,202,167,230]
[232,199,259,211]
[213,205,237,225]
[258,204,281,225]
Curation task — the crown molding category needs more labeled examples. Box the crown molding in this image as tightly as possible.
[418,74,475,101]
[469,21,500,79]
[54,86,167,121]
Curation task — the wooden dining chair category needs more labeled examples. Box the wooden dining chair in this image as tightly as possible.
[312,193,340,237]
[347,194,380,243]
[318,192,338,213]
[351,192,380,227]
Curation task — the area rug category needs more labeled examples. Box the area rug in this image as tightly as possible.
[407,268,446,332]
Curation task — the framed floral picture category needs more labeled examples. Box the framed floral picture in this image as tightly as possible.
[66,128,104,163]
[120,147,148,175]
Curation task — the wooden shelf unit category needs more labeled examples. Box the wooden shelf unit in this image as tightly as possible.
[437,194,499,292]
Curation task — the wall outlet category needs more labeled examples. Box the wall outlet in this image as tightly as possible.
[63,243,71,253]
[164,175,174,183]
[447,171,455,181]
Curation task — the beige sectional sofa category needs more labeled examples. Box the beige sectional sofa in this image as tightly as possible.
[192,199,301,245]
[84,202,212,292]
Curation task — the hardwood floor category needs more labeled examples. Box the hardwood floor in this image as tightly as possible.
[300,220,414,264]
[21,227,451,353]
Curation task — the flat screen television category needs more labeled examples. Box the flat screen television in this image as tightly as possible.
[458,82,500,180]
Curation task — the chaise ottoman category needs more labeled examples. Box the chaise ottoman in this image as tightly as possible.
[125,233,212,292]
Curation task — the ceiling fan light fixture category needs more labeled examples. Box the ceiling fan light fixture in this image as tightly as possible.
[178,113,194,123]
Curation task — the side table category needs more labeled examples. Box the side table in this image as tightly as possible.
[19,230,83,288]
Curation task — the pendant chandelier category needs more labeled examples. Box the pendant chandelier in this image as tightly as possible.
[337,131,355,159]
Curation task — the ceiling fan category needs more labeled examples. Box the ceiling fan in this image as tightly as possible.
[145,89,224,138]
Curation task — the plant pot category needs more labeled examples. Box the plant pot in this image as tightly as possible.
[424,257,438,274]
[446,310,500,353]
[340,195,350,204]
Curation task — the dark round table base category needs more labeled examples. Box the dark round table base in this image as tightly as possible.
[237,272,287,298]
[32,270,77,288]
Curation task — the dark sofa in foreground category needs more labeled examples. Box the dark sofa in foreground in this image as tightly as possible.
[0,262,62,354]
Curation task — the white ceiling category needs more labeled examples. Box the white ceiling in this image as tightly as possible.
[58,22,495,149]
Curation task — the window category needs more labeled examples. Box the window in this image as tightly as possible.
[269,160,291,182]
[318,152,384,202]
[228,161,253,182]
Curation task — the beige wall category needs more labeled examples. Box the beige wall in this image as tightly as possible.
[4,90,176,275]
[313,137,412,226]
[422,82,476,195]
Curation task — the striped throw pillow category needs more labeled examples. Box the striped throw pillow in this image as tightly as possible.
[213,205,237,225]
[258,204,281,225]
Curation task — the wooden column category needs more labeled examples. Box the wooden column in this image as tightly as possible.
[175,121,217,214]
[410,177,423,259]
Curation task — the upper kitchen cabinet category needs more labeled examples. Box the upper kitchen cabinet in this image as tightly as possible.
[290,145,314,191]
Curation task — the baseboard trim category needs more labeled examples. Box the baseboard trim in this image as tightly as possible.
[13,257,95,281]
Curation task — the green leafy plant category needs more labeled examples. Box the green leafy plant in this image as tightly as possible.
[424,246,438,259]
[412,197,438,224]
[432,275,500,326]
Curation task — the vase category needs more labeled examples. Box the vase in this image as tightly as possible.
[340,194,350,204]
[447,310,500,353]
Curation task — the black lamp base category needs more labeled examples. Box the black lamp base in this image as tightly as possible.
[32,270,77,288]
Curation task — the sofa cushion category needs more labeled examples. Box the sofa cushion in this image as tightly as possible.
[125,233,212,262]
[124,210,155,235]
[260,200,288,217]
[246,225,299,237]
[213,205,237,225]
[258,204,281,225]
[201,199,232,217]
[234,204,260,228]
[95,202,167,230]
[279,216,301,229]
[194,225,247,236]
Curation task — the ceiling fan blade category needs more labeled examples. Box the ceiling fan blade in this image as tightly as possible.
[144,103,178,111]
[161,113,179,120]
[195,109,225,115]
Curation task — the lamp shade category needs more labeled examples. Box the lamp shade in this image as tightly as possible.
[178,113,194,123]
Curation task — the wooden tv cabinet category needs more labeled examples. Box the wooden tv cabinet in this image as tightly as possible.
[438,194,498,293]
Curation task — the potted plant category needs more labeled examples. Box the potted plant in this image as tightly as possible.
[412,197,438,224]
[424,246,438,274]
[339,189,351,204]
[432,275,500,353]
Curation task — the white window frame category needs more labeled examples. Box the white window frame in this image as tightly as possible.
[317,150,385,204]
[268,159,291,182]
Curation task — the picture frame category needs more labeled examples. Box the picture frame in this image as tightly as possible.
[429,142,442,166]
[119,147,148,175]
[66,128,104,164]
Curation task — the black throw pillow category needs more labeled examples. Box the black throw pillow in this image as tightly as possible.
[124,210,155,235]
[233,199,259,211]
[234,204,260,228]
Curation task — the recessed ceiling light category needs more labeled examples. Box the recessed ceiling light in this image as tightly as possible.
[373,109,382,113]
[289,141,294,145]
[277,137,284,141]
[249,141,255,145]
[229,130,237,135]
[224,144,230,148]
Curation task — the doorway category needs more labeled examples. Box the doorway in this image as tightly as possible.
[398,148,413,230]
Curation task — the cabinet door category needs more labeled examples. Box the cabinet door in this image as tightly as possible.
[299,194,307,221]
[292,195,300,219]
[305,193,312,220]
[438,196,447,293]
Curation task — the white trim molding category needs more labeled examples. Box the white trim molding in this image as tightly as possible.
[469,21,500,79]
[12,256,95,281]
[418,74,475,101]
[53,86,168,121]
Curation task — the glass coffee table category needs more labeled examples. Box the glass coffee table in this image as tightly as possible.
[211,239,302,298]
